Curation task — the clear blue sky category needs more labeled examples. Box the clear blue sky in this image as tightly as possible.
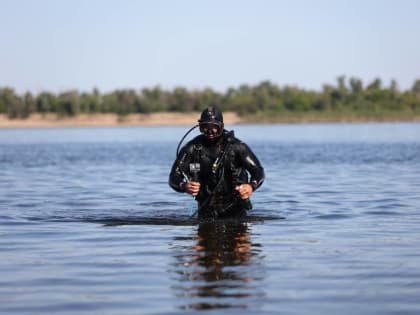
[1,0,419,94]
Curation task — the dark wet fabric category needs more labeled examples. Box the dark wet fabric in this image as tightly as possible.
[169,130,264,219]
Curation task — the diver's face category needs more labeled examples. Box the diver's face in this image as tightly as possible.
[201,123,222,140]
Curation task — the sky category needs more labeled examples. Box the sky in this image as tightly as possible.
[1,0,419,94]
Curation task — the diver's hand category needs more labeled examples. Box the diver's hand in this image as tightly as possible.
[235,184,253,200]
[185,181,200,196]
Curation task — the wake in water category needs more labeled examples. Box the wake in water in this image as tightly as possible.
[14,203,284,226]
[24,212,283,226]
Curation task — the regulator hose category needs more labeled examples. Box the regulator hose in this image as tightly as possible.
[176,124,199,158]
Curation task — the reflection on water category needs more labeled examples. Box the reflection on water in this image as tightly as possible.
[171,221,264,310]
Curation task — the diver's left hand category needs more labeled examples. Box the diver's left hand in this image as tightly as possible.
[235,184,253,200]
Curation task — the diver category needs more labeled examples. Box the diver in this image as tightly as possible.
[169,106,265,219]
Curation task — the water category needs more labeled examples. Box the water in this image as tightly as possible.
[1,123,420,314]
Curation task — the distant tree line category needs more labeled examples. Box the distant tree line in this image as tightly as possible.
[1,76,420,119]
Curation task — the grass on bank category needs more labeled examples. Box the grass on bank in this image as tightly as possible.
[240,110,420,124]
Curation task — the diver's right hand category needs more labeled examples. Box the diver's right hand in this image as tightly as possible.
[185,181,200,196]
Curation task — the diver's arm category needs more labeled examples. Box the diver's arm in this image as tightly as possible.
[236,142,265,191]
[168,147,190,193]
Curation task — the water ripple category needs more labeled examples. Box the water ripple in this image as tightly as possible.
[1,124,420,314]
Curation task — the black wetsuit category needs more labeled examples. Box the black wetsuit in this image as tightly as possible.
[169,130,265,219]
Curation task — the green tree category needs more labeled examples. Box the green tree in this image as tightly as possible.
[58,91,80,116]
[2,77,420,118]
[168,87,193,112]
[349,77,363,94]
[367,78,382,90]
[412,79,420,95]
[337,75,348,95]
[0,88,10,113]
[195,88,221,111]
[252,81,282,111]
[140,86,169,112]
[102,92,117,113]
[114,89,138,115]
[227,93,256,114]
[36,92,56,113]
[1,88,23,118]
[23,92,36,118]
[390,79,398,94]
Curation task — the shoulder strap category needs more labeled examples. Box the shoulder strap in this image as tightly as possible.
[193,144,202,164]
[211,136,233,174]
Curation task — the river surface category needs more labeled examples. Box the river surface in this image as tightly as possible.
[1,123,420,314]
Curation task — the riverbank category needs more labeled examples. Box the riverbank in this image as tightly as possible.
[0,112,242,128]
[240,110,420,124]
[1,111,419,128]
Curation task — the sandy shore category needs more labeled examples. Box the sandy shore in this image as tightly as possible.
[0,112,243,128]
[1,112,419,128]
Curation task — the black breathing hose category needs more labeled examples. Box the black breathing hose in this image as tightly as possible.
[176,124,199,157]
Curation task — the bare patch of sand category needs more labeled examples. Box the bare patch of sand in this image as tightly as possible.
[0,112,243,128]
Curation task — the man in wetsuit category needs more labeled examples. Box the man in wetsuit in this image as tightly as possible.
[169,106,265,219]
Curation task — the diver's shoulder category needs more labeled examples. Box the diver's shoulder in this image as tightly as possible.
[224,130,243,144]
[184,135,206,149]
[224,130,248,153]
